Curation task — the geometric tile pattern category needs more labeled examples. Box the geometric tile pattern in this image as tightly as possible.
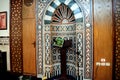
[36,31,43,75]
[79,1,93,78]
[45,33,51,65]
[114,0,120,79]
[36,0,46,77]
[10,0,23,73]
[85,27,92,78]
[44,24,78,78]
[80,0,93,79]
[36,0,93,79]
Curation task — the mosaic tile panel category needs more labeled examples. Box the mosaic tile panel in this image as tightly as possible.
[80,0,93,79]
[50,24,77,78]
[45,33,51,65]
[114,0,120,79]
[36,31,43,75]
[36,0,45,77]
[85,27,92,78]
[10,0,23,73]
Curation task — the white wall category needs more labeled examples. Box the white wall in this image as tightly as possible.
[0,0,10,36]
[0,0,10,71]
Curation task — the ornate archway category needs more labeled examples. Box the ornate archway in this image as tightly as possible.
[36,0,93,79]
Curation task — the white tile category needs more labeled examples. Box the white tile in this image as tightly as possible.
[70,3,79,11]
[65,0,72,5]
[47,6,55,13]
[54,0,61,6]
[44,15,51,20]
[75,12,83,19]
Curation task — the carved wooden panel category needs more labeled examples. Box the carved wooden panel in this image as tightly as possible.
[94,0,113,80]
[10,0,23,73]
[114,0,120,79]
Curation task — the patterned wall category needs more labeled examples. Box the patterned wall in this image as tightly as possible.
[10,0,23,73]
[36,0,93,79]
[114,0,120,79]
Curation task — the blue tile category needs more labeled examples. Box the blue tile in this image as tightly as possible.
[45,10,53,16]
[73,8,81,14]
[76,18,83,23]
[59,0,65,3]
[50,2,58,9]
[68,0,75,8]
[44,20,51,24]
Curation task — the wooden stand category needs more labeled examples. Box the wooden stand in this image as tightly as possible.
[59,40,72,79]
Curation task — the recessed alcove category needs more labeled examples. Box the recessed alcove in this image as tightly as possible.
[36,0,93,79]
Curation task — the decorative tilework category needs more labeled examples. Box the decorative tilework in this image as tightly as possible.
[10,0,23,73]
[77,33,83,68]
[36,0,45,77]
[37,31,43,75]
[45,33,51,65]
[44,0,83,24]
[85,27,92,78]
[36,0,93,79]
